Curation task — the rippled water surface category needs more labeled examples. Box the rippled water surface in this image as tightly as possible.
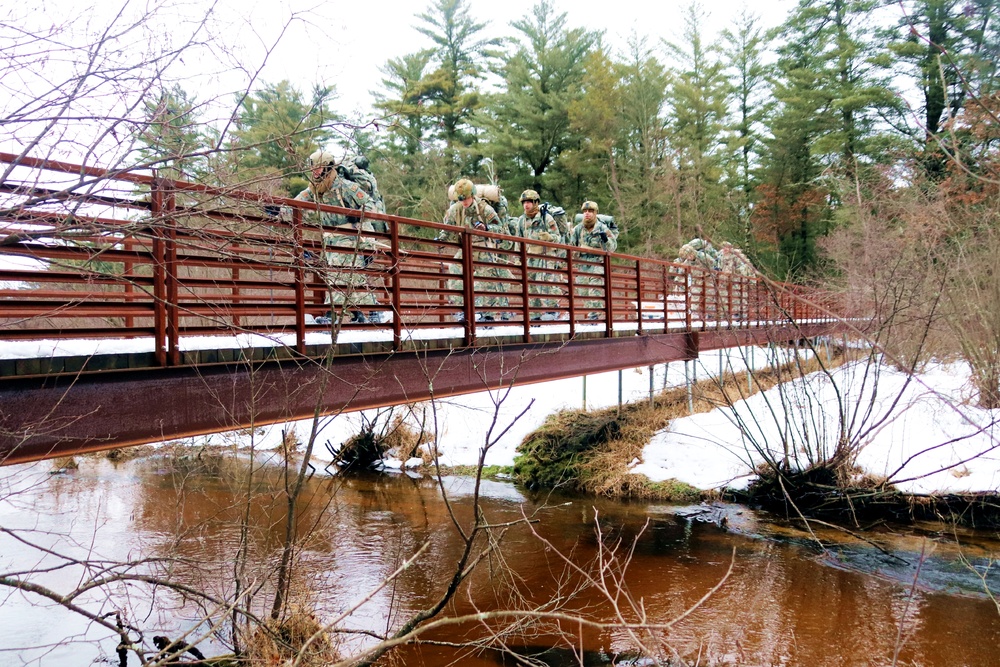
[1,456,999,666]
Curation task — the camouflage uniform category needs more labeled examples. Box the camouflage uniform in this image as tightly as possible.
[570,209,617,318]
[442,196,512,320]
[516,209,562,315]
[295,175,379,316]
[716,242,756,319]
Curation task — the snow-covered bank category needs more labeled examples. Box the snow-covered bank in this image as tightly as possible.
[634,360,1000,495]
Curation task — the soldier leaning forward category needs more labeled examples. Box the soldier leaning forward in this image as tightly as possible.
[515,189,563,319]
[296,149,380,324]
[570,200,617,320]
[440,178,512,322]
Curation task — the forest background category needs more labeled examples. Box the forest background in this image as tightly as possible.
[4,0,1000,401]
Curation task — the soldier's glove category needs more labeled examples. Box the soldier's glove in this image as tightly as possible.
[537,232,553,242]
[473,222,487,231]
[599,232,608,244]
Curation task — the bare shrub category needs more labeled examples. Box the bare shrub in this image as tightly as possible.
[245,607,338,667]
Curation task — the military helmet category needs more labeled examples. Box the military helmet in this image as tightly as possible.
[307,149,338,170]
[581,200,599,213]
[520,189,540,203]
[454,178,475,200]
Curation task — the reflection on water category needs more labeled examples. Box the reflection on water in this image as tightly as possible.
[1,456,999,666]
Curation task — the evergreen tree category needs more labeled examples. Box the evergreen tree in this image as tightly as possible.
[720,9,773,249]
[375,51,434,157]
[411,0,500,170]
[479,0,599,200]
[663,3,731,245]
[562,49,620,211]
[754,0,899,277]
[606,39,673,255]
[137,84,207,181]
[228,81,337,196]
[888,0,999,179]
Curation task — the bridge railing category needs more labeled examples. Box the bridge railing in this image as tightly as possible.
[0,152,843,372]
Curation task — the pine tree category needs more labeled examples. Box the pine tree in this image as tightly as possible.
[375,51,435,157]
[605,39,673,255]
[888,0,1000,179]
[411,0,500,170]
[754,0,899,277]
[720,9,773,250]
[228,81,337,196]
[479,0,599,201]
[664,3,731,245]
[136,84,207,181]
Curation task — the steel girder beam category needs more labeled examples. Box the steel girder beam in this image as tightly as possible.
[0,322,838,465]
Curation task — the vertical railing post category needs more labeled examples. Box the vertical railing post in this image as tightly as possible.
[699,271,707,330]
[123,237,134,331]
[661,264,669,328]
[727,272,734,328]
[163,181,179,367]
[293,208,306,355]
[461,231,475,345]
[566,251,577,338]
[603,254,613,336]
[151,177,166,367]
[684,266,692,332]
[232,266,241,328]
[390,217,403,351]
[635,259,643,335]
[520,241,530,337]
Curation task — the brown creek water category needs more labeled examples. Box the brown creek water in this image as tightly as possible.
[1,455,999,666]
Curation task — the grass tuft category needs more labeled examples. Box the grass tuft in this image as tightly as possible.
[244,607,338,667]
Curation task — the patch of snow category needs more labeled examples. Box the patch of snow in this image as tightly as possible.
[638,359,1000,494]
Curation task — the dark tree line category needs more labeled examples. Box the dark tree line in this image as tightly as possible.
[137,0,1000,279]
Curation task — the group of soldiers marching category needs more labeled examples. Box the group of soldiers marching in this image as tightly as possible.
[297,149,619,325]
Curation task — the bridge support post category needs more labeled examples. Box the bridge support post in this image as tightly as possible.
[649,364,654,406]
[617,369,623,412]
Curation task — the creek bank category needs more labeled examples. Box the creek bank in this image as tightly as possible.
[731,465,1000,529]
[509,347,1000,530]
[511,349,843,503]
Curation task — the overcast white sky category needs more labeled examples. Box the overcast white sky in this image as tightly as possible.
[218,0,800,118]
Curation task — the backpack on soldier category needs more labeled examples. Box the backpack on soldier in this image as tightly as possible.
[338,154,387,232]
[447,183,516,237]
[544,204,569,242]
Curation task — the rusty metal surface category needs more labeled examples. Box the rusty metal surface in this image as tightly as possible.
[1,152,848,376]
[0,323,844,465]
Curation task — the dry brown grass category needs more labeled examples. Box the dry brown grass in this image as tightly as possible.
[523,344,849,501]
[244,607,339,667]
[51,456,79,471]
[382,413,435,463]
[103,445,153,462]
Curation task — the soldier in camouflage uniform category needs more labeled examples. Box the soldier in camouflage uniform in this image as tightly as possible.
[570,200,617,319]
[441,178,512,322]
[515,189,562,319]
[296,149,379,324]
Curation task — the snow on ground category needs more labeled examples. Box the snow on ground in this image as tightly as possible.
[634,359,1000,495]
[184,344,801,475]
[5,328,998,495]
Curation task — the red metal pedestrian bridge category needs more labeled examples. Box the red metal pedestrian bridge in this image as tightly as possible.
[0,153,848,464]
